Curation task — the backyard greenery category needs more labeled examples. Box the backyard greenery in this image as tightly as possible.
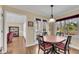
[56,21,78,35]
[66,22,77,35]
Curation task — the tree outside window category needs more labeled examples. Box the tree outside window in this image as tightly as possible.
[56,18,78,36]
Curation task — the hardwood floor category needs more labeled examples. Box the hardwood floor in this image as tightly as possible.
[7,36,26,54]
[70,48,79,54]
[25,45,79,54]
[7,37,79,54]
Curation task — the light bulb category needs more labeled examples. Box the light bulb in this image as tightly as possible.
[49,18,55,22]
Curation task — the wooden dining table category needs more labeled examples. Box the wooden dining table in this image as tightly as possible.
[43,35,66,54]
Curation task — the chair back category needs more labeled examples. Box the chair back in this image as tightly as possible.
[65,36,72,49]
[37,35,44,45]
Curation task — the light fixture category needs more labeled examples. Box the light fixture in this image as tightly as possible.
[49,5,55,22]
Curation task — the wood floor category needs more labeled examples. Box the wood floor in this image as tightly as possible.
[7,37,79,54]
[25,45,79,54]
[7,37,26,54]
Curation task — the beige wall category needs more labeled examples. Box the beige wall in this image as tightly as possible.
[2,6,49,48]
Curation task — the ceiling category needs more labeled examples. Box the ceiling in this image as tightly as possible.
[8,5,79,17]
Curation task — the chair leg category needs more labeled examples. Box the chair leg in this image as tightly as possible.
[68,47,70,54]
[68,49,70,54]
[64,51,66,54]
[64,49,66,54]
[38,48,40,54]
[44,51,46,54]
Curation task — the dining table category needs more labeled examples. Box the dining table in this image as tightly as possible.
[43,35,66,54]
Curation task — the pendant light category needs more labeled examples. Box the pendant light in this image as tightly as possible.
[49,5,55,22]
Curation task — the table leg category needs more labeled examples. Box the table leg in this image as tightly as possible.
[51,44,59,54]
[51,44,55,54]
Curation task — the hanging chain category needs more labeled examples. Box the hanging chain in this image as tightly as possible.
[51,5,53,18]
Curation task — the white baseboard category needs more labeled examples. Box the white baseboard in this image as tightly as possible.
[70,44,79,50]
[26,42,38,47]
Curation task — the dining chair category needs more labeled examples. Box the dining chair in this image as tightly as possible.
[37,35,52,54]
[56,36,72,54]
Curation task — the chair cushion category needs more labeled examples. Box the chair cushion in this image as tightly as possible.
[56,42,65,50]
[40,43,52,50]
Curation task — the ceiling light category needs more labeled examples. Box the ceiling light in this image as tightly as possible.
[49,5,55,23]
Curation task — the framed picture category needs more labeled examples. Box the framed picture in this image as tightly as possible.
[28,21,33,27]
[9,26,19,37]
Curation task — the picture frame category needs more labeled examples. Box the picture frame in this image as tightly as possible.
[9,26,19,37]
[28,21,33,27]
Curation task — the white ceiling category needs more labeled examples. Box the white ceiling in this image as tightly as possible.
[8,5,79,17]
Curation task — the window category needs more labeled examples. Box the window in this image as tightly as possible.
[56,16,78,36]
[35,18,41,35]
[43,20,47,35]
[35,18,47,36]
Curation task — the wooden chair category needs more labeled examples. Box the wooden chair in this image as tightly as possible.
[37,35,52,54]
[56,36,72,54]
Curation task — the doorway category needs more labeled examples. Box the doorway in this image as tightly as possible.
[4,11,27,53]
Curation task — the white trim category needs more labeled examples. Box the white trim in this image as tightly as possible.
[70,44,79,50]
[26,43,38,47]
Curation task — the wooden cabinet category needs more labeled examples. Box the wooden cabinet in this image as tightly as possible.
[9,26,19,37]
